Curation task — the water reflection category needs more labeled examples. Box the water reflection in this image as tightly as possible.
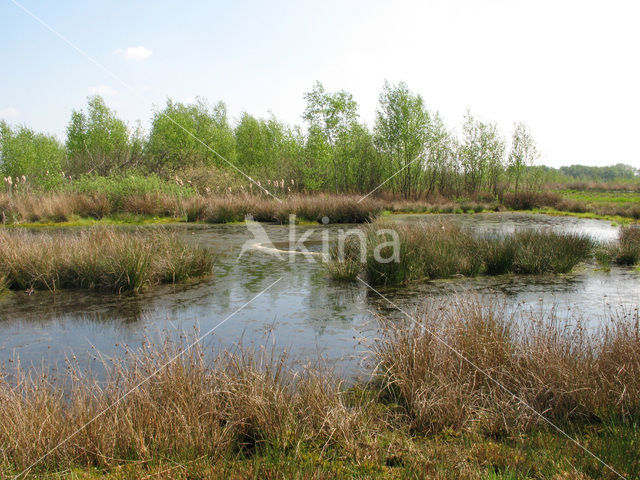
[0,213,637,375]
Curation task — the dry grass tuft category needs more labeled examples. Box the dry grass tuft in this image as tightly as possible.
[375,295,640,435]
[0,228,213,293]
[0,337,388,474]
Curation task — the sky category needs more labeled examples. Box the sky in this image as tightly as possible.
[1,0,639,168]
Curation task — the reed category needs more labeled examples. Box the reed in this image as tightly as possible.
[0,228,213,293]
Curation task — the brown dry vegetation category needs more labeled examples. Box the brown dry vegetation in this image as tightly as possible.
[0,192,384,225]
[1,190,639,226]
[1,296,639,478]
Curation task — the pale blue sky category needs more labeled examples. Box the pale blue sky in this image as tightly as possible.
[1,0,639,168]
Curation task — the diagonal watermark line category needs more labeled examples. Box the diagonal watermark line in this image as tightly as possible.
[357,153,424,203]
[13,277,284,480]
[356,276,627,480]
[8,0,282,203]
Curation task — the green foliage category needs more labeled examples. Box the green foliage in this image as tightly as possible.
[65,95,135,176]
[508,122,539,193]
[0,121,65,188]
[560,163,638,182]
[301,125,332,191]
[147,98,235,173]
[374,81,430,198]
[460,110,506,195]
[235,112,303,182]
[67,174,192,209]
[10,81,638,202]
[335,122,382,193]
[303,81,359,193]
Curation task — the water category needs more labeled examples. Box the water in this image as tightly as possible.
[1,213,638,376]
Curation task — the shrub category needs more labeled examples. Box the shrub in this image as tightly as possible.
[0,121,65,189]
[67,174,193,210]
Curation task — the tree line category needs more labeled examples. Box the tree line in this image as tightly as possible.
[1,81,635,197]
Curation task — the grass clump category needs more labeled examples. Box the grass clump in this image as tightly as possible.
[324,258,362,281]
[0,227,212,293]
[375,295,640,435]
[510,230,593,274]
[480,236,517,275]
[0,336,386,477]
[337,221,594,285]
[363,221,482,286]
[614,226,640,265]
[595,226,640,268]
[324,236,363,281]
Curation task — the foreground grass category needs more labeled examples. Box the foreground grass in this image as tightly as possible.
[0,227,213,293]
[1,297,639,478]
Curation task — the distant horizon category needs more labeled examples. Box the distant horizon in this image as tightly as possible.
[2,0,639,169]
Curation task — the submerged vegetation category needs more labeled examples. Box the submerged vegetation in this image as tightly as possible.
[1,297,639,478]
[327,221,596,285]
[0,228,212,293]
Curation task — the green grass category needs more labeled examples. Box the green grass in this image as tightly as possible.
[560,189,640,205]
[66,173,194,208]
[7,424,636,479]
[524,207,637,225]
[330,221,595,285]
[1,214,186,229]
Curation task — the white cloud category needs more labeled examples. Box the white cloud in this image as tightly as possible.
[115,46,153,61]
[88,84,118,96]
[0,107,18,119]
